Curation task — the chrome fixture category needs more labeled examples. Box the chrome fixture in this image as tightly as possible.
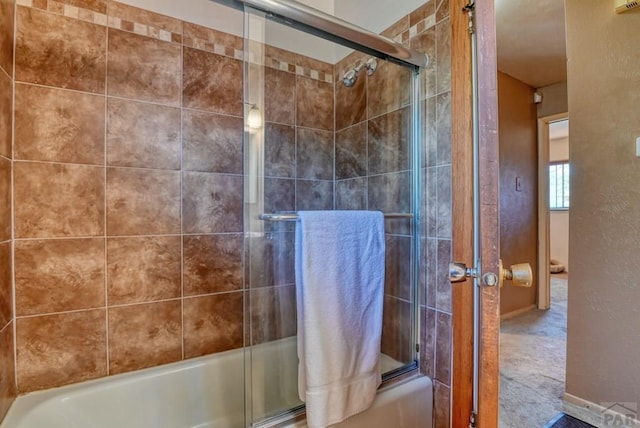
[342,58,378,87]
[217,0,429,69]
[259,212,413,222]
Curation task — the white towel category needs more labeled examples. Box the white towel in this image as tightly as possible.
[295,210,385,428]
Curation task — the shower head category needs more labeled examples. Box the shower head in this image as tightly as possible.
[341,58,378,87]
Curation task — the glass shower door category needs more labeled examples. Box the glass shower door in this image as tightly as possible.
[242,6,422,426]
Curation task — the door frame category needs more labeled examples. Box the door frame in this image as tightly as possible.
[537,112,569,310]
[451,0,500,427]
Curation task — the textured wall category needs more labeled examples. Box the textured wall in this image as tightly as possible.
[565,0,640,406]
[0,0,16,419]
[536,81,568,118]
[497,72,538,315]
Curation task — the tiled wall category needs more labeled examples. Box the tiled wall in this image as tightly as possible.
[0,0,16,420]
[247,43,335,346]
[10,0,250,393]
[6,0,452,424]
[333,2,452,427]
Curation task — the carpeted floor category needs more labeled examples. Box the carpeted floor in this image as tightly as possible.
[499,274,568,428]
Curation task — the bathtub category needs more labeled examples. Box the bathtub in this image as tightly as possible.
[1,338,433,428]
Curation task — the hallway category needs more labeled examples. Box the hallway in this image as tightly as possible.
[499,275,568,427]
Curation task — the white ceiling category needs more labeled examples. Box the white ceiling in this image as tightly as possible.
[495,0,567,89]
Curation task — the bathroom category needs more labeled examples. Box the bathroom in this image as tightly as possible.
[0,0,453,426]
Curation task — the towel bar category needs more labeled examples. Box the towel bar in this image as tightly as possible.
[258,212,414,221]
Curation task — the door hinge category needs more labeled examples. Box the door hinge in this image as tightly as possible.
[416,343,420,353]
[469,411,477,428]
[463,0,476,34]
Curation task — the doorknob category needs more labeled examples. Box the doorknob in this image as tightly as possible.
[499,260,533,288]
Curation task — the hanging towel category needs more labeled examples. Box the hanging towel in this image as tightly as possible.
[295,210,385,428]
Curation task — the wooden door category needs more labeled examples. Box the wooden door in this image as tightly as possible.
[451,0,500,427]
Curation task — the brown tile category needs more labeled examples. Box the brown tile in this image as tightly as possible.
[436,239,452,312]
[436,91,452,165]
[410,1,435,27]
[420,307,436,378]
[367,61,412,119]
[109,1,181,33]
[107,29,181,105]
[182,172,243,234]
[434,381,451,428]
[0,71,10,159]
[296,76,334,131]
[436,165,452,238]
[16,310,107,392]
[436,0,450,22]
[296,180,334,211]
[334,50,365,81]
[250,285,296,345]
[424,238,438,307]
[61,0,106,13]
[108,300,182,375]
[0,323,16,420]
[107,98,180,170]
[15,238,105,316]
[16,7,107,93]
[296,55,332,75]
[380,16,408,38]
[264,178,295,215]
[336,122,367,179]
[435,311,452,384]
[265,123,295,178]
[14,162,104,238]
[0,158,9,242]
[265,68,295,125]
[385,235,412,300]
[335,70,366,131]
[183,110,243,174]
[183,292,243,358]
[368,171,411,214]
[183,47,242,116]
[106,167,181,236]
[15,84,105,164]
[247,231,295,288]
[0,243,11,329]
[107,236,181,305]
[183,22,242,51]
[0,0,15,78]
[381,295,412,364]
[336,178,367,210]
[296,128,334,180]
[183,234,243,297]
[410,27,436,98]
[435,18,451,94]
[265,44,296,66]
[368,106,411,174]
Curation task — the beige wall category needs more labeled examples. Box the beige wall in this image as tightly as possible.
[537,81,568,118]
[497,72,539,315]
[565,0,640,406]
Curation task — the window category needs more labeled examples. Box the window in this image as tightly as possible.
[549,161,570,210]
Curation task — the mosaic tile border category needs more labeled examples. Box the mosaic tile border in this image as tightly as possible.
[392,13,437,44]
[17,0,333,83]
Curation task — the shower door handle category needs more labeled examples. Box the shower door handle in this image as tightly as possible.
[448,260,532,288]
[498,260,533,288]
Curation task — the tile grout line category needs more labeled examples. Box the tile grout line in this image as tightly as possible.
[104,0,110,377]
[180,18,185,362]
[11,0,18,394]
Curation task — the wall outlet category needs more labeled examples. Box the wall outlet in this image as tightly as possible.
[516,176,523,192]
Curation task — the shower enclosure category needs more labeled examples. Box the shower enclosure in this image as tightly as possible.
[238,1,428,425]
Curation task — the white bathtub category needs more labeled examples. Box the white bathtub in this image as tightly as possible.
[1,339,432,428]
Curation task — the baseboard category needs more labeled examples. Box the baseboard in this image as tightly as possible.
[500,304,536,321]
[563,393,639,427]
